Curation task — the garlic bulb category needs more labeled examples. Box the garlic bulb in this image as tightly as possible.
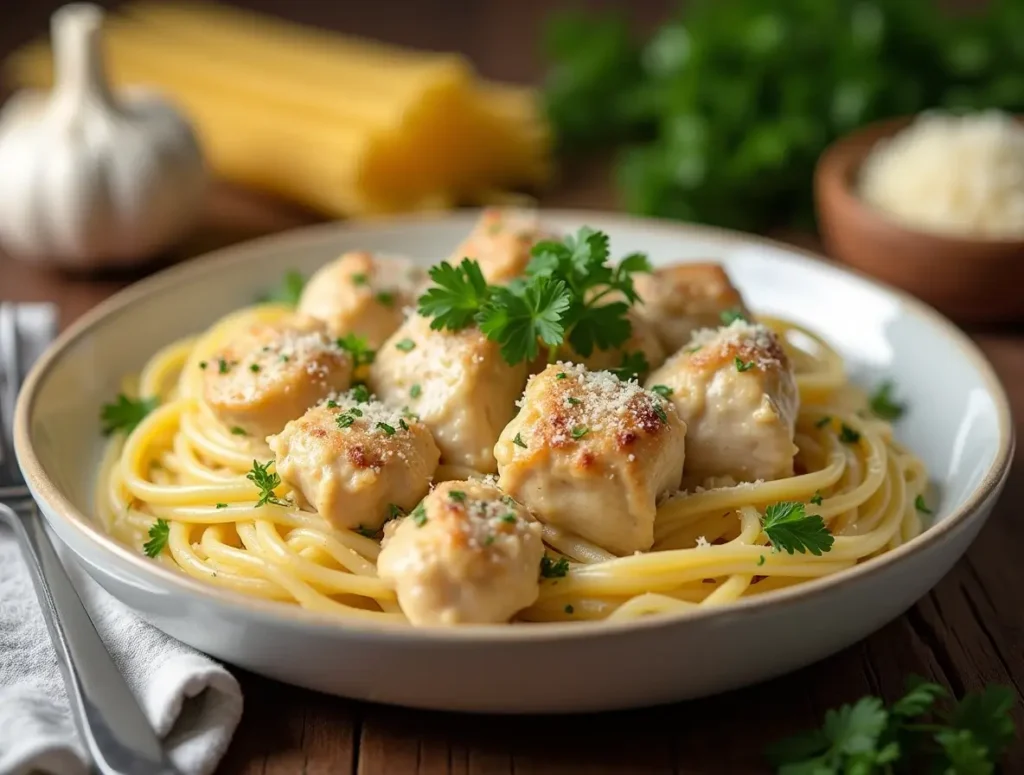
[0,3,207,269]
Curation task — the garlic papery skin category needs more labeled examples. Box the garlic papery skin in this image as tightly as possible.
[0,3,207,269]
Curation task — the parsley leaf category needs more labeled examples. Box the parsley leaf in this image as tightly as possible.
[246,460,289,507]
[869,380,907,421]
[409,383,422,399]
[915,495,932,515]
[395,338,416,352]
[809,491,823,506]
[412,501,428,527]
[259,269,305,306]
[540,555,570,578]
[650,384,673,398]
[839,424,861,444]
[336,334,376,368]
[761,501,834,556]
[478,275,571,364]
[417,258,491,331]
[142,519,170,558]
[734,356,754,372]
[100,394,159,436]
[720,307,747,325]
[513,432,527,449]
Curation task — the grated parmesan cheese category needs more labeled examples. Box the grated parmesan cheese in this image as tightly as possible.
[859,110,1024,238]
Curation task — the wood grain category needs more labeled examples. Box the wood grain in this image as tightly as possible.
[1,1,1020,773]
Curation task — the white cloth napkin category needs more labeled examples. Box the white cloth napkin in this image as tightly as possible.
[0,303,243,775]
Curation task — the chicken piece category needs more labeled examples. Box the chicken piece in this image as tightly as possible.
[268,389,439,532]
[634,263,752,355]
[376,480,544,626]
[495,363,687,555]
[203,316,353,439]
[449,207,559,284]
[298,251,427,347]
[645,320,799,485]
[369,314,528,473]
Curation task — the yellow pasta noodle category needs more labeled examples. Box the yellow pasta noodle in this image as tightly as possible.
[95,304,929,626]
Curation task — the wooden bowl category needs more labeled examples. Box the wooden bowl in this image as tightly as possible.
[814,116,1024,324]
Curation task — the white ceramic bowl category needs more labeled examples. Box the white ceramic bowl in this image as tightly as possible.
[14,210,1013,713]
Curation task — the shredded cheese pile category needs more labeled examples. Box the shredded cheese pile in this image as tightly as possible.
[859,110,1024,239]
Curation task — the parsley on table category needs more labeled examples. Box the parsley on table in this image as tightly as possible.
[761,501,833,556]
[540,555,570,578]
[870,380,907,421]
[100,394,159,436]
[611,351,650,382]
[258,269,305,306]
[246,460,289,508]
[143,519,170,558]
[765,677,1015,774]
[335,334,376,368]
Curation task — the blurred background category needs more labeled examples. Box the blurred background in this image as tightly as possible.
[2,0,1022,321]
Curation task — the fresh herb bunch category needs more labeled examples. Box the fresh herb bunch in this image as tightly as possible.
[766,676,1015,773]
[542,1,1024,231]
[417,227,650,366]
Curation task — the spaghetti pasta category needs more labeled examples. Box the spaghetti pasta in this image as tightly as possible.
[95,302,928,626]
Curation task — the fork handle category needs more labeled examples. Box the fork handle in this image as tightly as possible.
[1,504,181,775]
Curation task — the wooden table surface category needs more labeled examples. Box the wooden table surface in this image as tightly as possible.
[3,2,1022,773]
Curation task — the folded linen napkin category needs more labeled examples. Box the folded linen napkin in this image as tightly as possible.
[0,303,243,775]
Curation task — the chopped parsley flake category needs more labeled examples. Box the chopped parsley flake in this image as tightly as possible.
[247,460,289,508]
[915,495,932,515]
[218,358,230,374]
[350,384,371,403]
[409,384,422,398]
[571,425,590,440]
[720,307,747,325]
[650,384,673,398]
[215,503,228,509]
[540,555,570,578]
[449,490,466,502]
[230,426,247,436]
[869,380,907,421]
[757,555,766,567]
[513,432,527,448]
[375,291,396,307]
[395,338,416,352]
[815,415,832,428]
[839,424,861,444]
[198,361,207,370]
[336,334,376,368]
[556,372,567,379]
[566,396,581,405]
[761,501,834,556]
[564,604,575,614]
[501,513,517,523]
[734,356,754,372]
[350,273,368,286]
[249,363,260,373]
[652,403,668,424]
[355,525,377,538]
[412,502,428,526]
[376,422,396,436]
[387,503,405,520]
[399,418,409,431]
[810,491,824,506]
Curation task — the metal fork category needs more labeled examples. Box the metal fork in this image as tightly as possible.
[0,302,180,775]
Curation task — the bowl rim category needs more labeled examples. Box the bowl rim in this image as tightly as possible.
[13,208,1015,643]
[815,112,1024,248]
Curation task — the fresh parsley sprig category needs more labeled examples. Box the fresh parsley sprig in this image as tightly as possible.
[416,227,651,366]
[143,519,170,558]
[100,394,159,436]
[761,501,834,556]
[246,460,289,508]
[766,676,1015,773]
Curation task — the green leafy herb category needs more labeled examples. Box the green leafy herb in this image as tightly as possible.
[840,424,861,444]
[395,338,416,352]
[100,394,159,436]
[336,334,376,368]
[409,383,422,399]
[765,677,1015,773]
[387,503,405,520]
[249,363,261,373]
[399,418,409,431]
[757,555,766,567]
[412,502,428,527]
[350,273,368,286]
[215,503,228,509]
[259,270,305,306]
[417,258,492,331]
[218,357,230,374]
[246,460,289,507]
[810,491,823,506]
[449,490,466,502]
[870,380,907,421]
[734,356,754,372]
[375,291,396,307]
[143,519,170,558]
[540,555,570,578]
[610,350,650,381]
[650,384,673,398]
[556,372,567,379]
[543,4,1024,231]
[376,422,396,436]
[479,275,571,364]
[566,396,581,405]
[761,501,834,556]
[350,384,370,403]
[513,432,527,449]
[816,416,832,429]
[571,425,590,440]
[652,403,668,424]
[336,412,357,429]
[720,308,747,325]
[198,361,207,370]
[915,495,933,515]
[501,513,517,523]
